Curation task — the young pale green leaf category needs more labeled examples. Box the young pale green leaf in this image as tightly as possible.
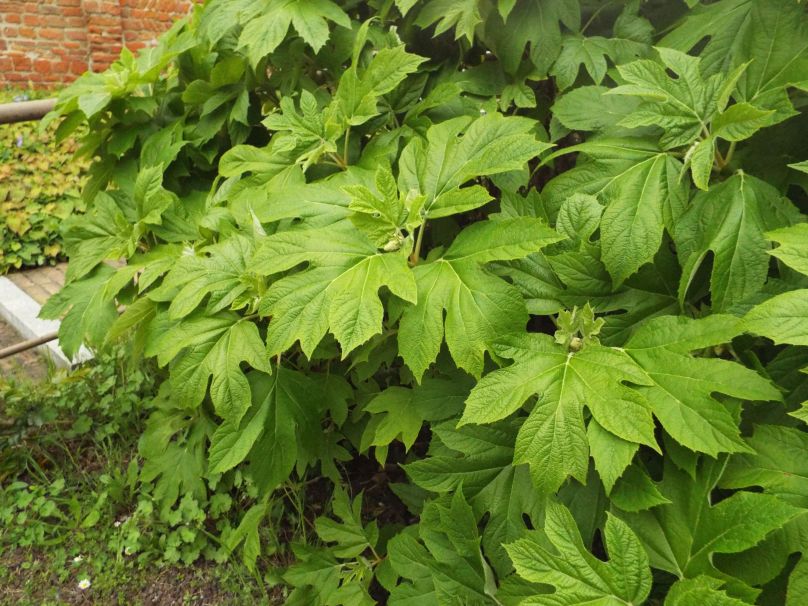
[676,173,799,310]
[398,218,563,380]
[262,91,337,169]
[462,332,655,493]
[62,192,135,282]
[610,48,725,149]
[687,137,715,191]
[160,235,257,319]
[398,114,552,220]
[506,503,652,606]
[331,45,426,127]
[255,222,416,357]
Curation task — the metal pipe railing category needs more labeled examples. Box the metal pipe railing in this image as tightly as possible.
[0,98,57,125]
[0,332,59,361]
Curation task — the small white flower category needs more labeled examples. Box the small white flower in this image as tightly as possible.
[78,579,91,590]
[114,520,121,528]
[72,555,83,564]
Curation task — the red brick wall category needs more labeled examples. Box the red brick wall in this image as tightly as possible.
[0,0,194,88]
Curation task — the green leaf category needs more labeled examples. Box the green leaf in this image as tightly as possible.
[661,0,808,121]
[610,464,672,512]
[398,114,552,220]
[314,488,378,558]
[414,0,484,43]
[625,315,781,456]
[676,173,799,310]
[766,224,808,276]
[484,0,580,74]
[40,265,119,358]
[745,290,808,346]
[550,36,612,91]
[405,419,543,576]
[224,502,267,572]
[255,222,416,357]
[620,456,802,579]
[665,576,751,606]
[398,218,562,379]
[62,192,135,281]
[362,378,469,455]
[721,424,808,507]
[146,312,270,423]
[712,103,774,142]
[388,491,498,605]
[160,235,257,319]
[551,85,638,132]
[237,0,350,66]
[547,141,687,285]
[506,503,652,606]
[210,368,323,492]
[462,331,655,492]
[788,556,808,606]
[610,48,729,149]
[332,45,426,127]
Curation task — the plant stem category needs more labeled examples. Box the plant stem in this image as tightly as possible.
[343,126,350,166]
[722,141,737,170]
[410,222,426,265]
[581,1,614,35]
[328,152,347,170]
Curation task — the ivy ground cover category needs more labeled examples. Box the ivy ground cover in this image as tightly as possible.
[41,0,808,603]
[0,89,88,274]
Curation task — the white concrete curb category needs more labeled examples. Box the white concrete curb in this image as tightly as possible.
[0,276,93,368]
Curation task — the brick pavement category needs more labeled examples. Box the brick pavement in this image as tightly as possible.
[6,262,66,305]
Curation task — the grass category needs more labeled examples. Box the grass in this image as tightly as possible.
[0,346,287,605]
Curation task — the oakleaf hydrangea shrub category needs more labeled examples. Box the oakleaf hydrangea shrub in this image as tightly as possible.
[44,0,808,602]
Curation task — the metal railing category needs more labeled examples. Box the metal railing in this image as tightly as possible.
[0,98,56,125]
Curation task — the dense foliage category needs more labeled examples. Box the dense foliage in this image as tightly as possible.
[0,90,88,274]
[44,0,808,603]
